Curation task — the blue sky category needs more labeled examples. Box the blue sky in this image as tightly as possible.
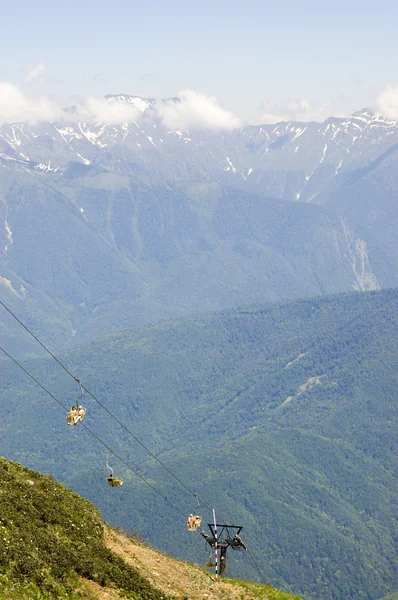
[2,0,398,122]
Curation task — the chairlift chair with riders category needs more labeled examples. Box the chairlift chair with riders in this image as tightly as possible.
[186,492,202,531]
[67,378,87,426]
[187,514,202,531]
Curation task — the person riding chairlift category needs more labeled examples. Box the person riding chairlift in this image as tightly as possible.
[187,514,202,531]
[67,405,86,426]
[67,378,86,426]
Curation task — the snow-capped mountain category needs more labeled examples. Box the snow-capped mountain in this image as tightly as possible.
[1,96,398,352]
[1,97,397,204]
[104,94,156,111]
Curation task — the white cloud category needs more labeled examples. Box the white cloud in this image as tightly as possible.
[76,96,141,124]
[376,85,398,119]
[0,81,61,123]
[261,98,338,124]
[0,83,142,125]
[157,90,243,131]
[0,84,242,128]
[26,63,46,84]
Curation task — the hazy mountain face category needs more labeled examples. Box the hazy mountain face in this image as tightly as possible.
[1,97,398,349]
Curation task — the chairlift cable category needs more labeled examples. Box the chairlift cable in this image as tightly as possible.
[247,547,267,586]
[1,302,267,580]
[0,344,186,519]
[0,300,212,509]
[1,344,267,584]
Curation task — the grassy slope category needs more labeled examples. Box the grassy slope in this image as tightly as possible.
[0,457,300,600]
[104,528,301,600]
[1,289,397,599]
[0,457,169,600]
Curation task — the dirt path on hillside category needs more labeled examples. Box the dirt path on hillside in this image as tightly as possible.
[79,527,296,600]
[103,527,262,600]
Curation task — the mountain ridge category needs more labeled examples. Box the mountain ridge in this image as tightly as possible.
[1,105,397,196]
[2,95,398,352]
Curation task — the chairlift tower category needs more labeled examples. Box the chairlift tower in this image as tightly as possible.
[200,519,247,578]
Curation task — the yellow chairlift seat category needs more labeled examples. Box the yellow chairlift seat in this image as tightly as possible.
[106,475,123,487]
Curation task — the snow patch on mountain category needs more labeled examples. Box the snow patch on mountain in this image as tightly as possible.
[55,126,83,142]
[105,95,153,113]
[334,159,343,176]
[4,221,13,252]
[0,275,19,296]
[225,156,236,173]
[35,161,59,173]
[320,144,328,163]
[76,153,90,165]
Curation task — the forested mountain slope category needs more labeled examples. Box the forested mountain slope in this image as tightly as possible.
[1,289,397,600]
[1,169,381,353]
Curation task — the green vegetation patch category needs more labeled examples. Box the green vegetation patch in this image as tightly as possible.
[0,457,169,599]
[227,578,302,600]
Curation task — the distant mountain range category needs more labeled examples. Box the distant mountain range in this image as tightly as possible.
[1,98,397,203]
[1,96,398,350]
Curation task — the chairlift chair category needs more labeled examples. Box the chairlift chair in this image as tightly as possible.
[67,379,86,426]
[106,451,124,487]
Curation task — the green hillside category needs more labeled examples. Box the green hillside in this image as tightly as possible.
[0,457,299,600]
[0,457,169,600]
[1,289,397,599]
